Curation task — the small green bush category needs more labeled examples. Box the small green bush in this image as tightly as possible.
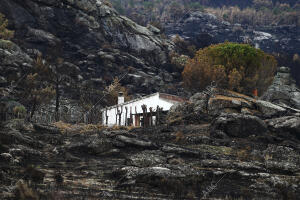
[0,13,14,40]
[13,106,27,118]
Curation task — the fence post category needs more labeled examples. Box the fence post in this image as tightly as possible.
[141,104,147,128]
[125,107,128,126]
[130,107,133,126]
[156,106,160,126]
[149,107,153,127]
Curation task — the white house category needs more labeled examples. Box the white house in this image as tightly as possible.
[101,92,185,127]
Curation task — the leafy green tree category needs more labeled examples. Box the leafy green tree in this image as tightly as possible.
[13,106,27,118]
[182,42,277,95]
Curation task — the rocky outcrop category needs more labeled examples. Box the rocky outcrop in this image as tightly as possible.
[115,135,157,149]
[0,40,33,88]
[167,88,298,125]
[125,150,167,167]
[1,115,300,199]
[255,100,287,118]
[165,11,300,55]
[261,66,300,109]
[166,101,209,125]
[211,113,268,138]
[266,116,300,138]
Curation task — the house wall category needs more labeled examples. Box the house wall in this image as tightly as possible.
[102,93,176,126]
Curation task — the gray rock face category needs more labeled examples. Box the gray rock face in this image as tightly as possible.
[211,113,268,138]
[263,144,300,173]
[165,11,300,55]
[114,165,187,186]
[0,0,178,95]
[167,101,210,125]
[126,150,167,167]
[266,116,300,137]
[0,40,33,88]
[189,92,210,113]
[168,89,295,125]
[0,153,13,162]
[116,135,156,149]
[261,67,300,109]
[255,100,287,118]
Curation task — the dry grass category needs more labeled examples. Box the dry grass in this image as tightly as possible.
[54,121,138,134]
[54,121,73,133]
[186,190,196,199]
[264,153,273,161]
[206,5,300,27]
[226,90,256,101]
[175,131,185,143]
[236,145,252,161]
[168,158,185,165]
[211,95,252,105]
[126,125,136,131]
[15,180,39,200]
[79,124,105,134]
[110,125,137,131]
[53,121,105,134]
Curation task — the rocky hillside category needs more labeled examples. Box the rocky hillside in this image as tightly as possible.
[262,66,300,109]
[1,86,300,199]
[1,1,300,199]
[165,11,300,84]
[0,0,181,97]
[165,11,300,56]
[108,0,300,85]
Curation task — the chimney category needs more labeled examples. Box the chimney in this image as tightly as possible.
[118,92,124,104]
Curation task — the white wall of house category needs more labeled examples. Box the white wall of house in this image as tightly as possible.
[101,93,176,126]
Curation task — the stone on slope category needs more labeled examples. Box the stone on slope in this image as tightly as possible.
[255,100,286,118]
[263,145,300,174]
[0,153,13,162]
[66,134,113,155]
[33,123,61,134]
[116,135,156,149]
[167,102,206,125]
[208,95,254,116]
[125,150,167,167]
[161,144,200,157]
[189,92,209,113]
[266,116,300,137]
[262,67,300,110]
[211,113,268,138]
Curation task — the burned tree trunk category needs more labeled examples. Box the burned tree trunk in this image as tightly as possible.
[149,107,153,127]
[105,108,108,125]
[156,105,161,126]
